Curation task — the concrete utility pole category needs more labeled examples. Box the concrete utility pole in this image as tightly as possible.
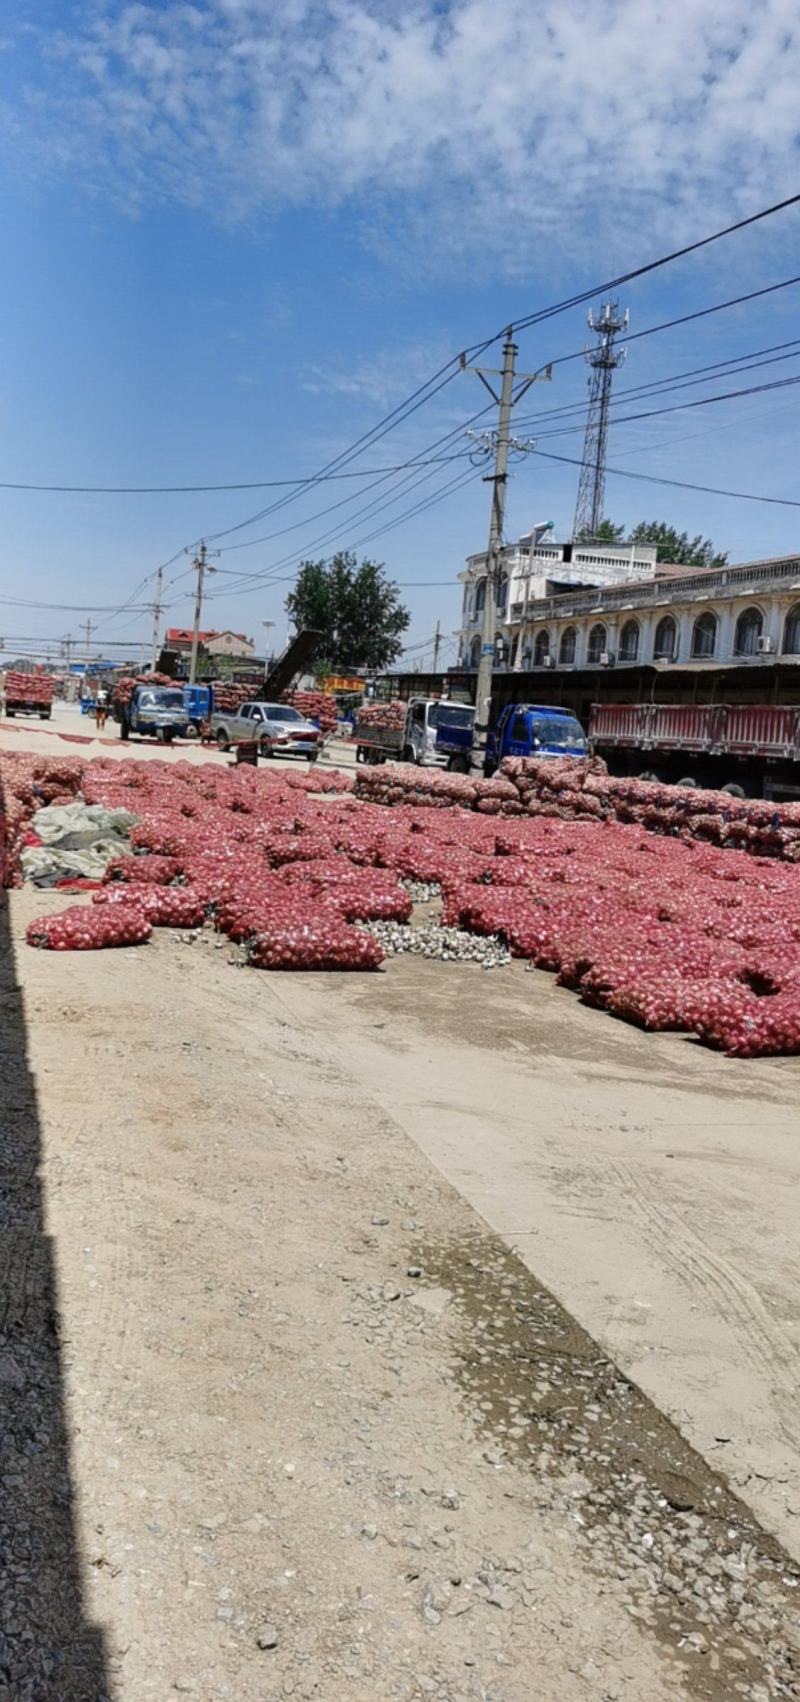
[188,543,217,686]
[151,566,163,671]
[80,619,94,670]
[432,620,442,674]
[460,331,551,775]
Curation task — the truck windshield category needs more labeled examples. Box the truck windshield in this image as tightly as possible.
[140,689,184,709]
[429,704,474,729]
[530,715,586,749]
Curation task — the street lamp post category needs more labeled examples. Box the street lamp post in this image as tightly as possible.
[262,621,275,683]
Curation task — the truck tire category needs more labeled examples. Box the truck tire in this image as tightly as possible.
[40,711,51,721]
[676,776,698,788]
[401,745,415,764]
[721,781,746,799]
[216,729,230,751]
[638,769,660,782]
[259,735,273,758]
[119,720,129,741]
[162,728,175,745]
[447,753,470,774]
[6,708,14,718]
[185,722,199,740]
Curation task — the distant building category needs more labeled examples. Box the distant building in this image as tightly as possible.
[457,529,659,668]
[164,627,255,660]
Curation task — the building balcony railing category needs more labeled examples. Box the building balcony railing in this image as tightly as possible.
[506,559,800,625]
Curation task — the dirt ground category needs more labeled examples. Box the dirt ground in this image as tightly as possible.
[2,710,800,1701]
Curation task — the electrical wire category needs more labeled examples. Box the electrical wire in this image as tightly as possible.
[519,370,800,444]
[529,447,800,507]
[511,339,800,431]
[497,191,800,345]
[66,189,800,636]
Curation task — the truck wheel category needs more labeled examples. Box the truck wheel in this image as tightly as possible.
[447,753,470,774]
[39,711,50,721]
[6,709,14,718]
[401,745,415,764]
[216,729,230,751]
[162,729,175,745]
[259,736,273,758]
[721,781,746,799]
[185,723,199,740]
[119,720,129,741]
[676,776,698,788]
[638,769,660,782]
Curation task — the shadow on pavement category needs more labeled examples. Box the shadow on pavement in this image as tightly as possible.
[0,857,111,1696]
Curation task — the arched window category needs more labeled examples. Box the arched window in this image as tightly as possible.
[619,619,639,662]
[533,629,550,666]
[496,574,509,615]
[691,611,717,659]
[587,623,607,664]
[653,615,678,661]
[559,626,577,665]
[734,606,763,657]
[783,604,800,656]
[469,635,481,669]
[474,579,486,617]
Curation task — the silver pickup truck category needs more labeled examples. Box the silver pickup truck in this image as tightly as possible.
[210,700,322,761]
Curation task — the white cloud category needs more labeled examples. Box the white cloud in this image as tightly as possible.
[4,0,800,271]
[303,337,453,406]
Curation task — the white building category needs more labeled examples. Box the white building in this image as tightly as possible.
[457,554,800,677]
[457,529,658,669]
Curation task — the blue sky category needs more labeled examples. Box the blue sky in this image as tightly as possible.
[1,0,800,671]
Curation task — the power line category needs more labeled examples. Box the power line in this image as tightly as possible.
[500,191,800,344]
[514,370,800,447]
[513,339,800,430]
[81,190,800,635]
[530,446,800,507]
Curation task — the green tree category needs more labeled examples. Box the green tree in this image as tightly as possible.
[575,518,626,544]
[627,521,727,568]
[286,552,410,671]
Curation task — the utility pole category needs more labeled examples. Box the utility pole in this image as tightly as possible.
[151,565,163,671]
[188,543,217,686]
[61,633,74,668]
[80,619,94,671]
[460,331,551,775]
[432,620,442,675]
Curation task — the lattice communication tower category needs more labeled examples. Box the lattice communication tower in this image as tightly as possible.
[572,301,628,540]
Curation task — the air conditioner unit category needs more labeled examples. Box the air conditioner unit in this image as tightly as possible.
[599,651,616,667]
[756,635,775,655]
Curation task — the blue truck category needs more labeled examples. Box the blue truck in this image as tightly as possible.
[183,682,213,738]
[436,702,587,774]
[116,683,190,744]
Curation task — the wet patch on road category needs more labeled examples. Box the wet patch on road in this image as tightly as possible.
[419,1229,800,1702]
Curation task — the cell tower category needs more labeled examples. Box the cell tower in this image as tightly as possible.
[572,300,628,541]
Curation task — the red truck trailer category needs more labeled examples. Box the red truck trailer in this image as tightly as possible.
[4,671,55,720]
[589,702,800,799]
